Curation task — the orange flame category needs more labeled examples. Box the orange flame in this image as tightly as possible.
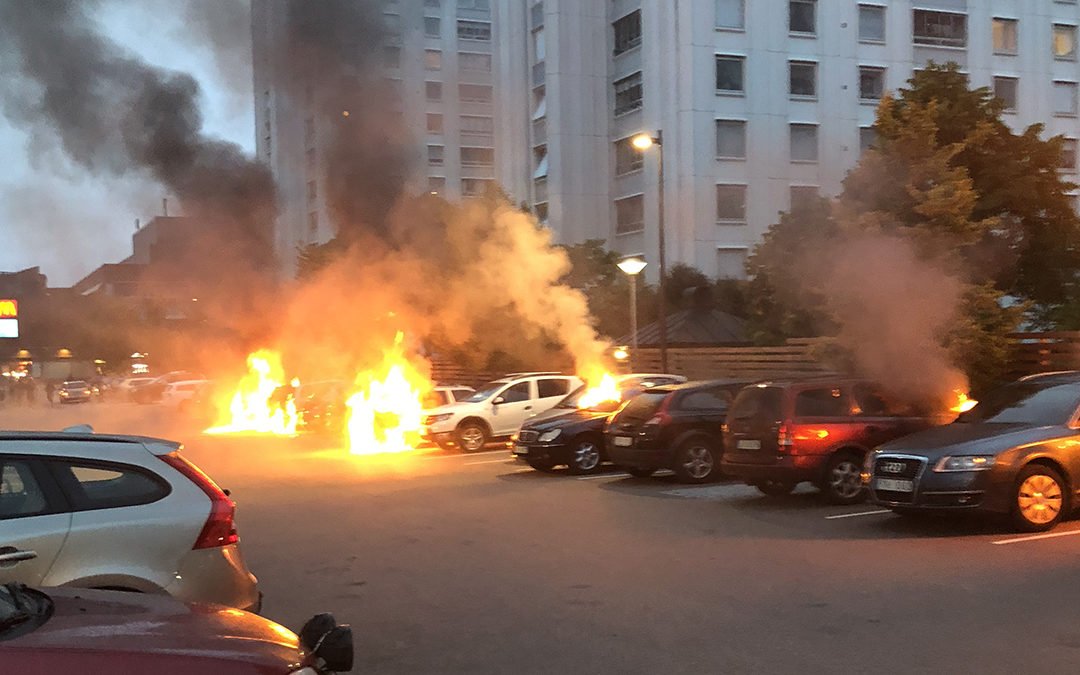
[205,350,298,436]
[950,390,978,414]
[345,333,432,455]
[577,372,621,409]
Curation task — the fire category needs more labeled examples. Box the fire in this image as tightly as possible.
[577,372,621,409]
[205,350,298,436]
[345,333,432,455]
[950,390,978,414]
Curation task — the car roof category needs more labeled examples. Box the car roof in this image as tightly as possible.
[645,378,755,394]
[0,430,181,452]
[1017,370,1080,383]
[741,374,864,388]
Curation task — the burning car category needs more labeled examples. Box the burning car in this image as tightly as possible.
[866,371,1080,531]
[513,373,686,474]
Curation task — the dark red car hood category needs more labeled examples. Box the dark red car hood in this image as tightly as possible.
[4,587,304,671]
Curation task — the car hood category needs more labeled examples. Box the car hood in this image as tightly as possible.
[878,422,1069,459]
[425,402,475,416]
[13,588,303,668]
[523,408,605,432]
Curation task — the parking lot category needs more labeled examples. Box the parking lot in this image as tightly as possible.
[5,401,1080,673]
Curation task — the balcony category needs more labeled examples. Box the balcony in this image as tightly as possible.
[532,61,546,87]
[532,117,546,145]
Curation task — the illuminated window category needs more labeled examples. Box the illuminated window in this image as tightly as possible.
[1054,24,1076,60]
[992,18,1017,55]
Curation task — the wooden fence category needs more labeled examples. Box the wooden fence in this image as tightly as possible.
[1006,332,1080,379]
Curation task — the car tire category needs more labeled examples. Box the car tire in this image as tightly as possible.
[454,422,488,453]
[1011,464,1067,532]
[527,456,557,473]
[566,436,603,475]
[625,467,656,478]
[822,452,867,505]
[755,480,796,497]
[672,435,719,484]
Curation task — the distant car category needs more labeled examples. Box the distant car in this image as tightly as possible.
[722,377,939,503]
[132,371,206,404]
[513,373,687,474]
[605,379,751,483]
[159,379,212,410]
[0,430,261,611]
[867,371,1080,532]
[423,385,476,410]
[115,376,155,401]
[422,373,584,452]
[57,381,91,404]
[0,584,353,674]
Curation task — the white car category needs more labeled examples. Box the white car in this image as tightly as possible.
[423,385,476,410]
[115,376,155,400]
[0,429,261,612]
[422,372,583,451]
[159,379,210,408]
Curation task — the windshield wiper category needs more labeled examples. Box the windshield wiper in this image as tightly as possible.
[0,612,30,631]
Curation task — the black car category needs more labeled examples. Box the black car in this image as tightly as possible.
[513,374,686,474]
[604,379,751,483]
[866,371,1080,532]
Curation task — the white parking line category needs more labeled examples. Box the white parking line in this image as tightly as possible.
[464,458,513,466]
[991,529,1080,545]
[421,449,506,460]
[576,473,631,481]
[825,509,892,520]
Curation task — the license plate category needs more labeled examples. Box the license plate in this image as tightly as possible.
[737,439,762,450]
[613,436,633,447]
[513,444,529,456]
[874,478,914,492]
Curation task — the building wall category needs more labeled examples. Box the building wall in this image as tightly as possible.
[497,0,1080,281]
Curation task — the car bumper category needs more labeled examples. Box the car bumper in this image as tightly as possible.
[511,441,572,463]
[606,439,671,470]
[866,458,1011,513]
[166,544,261,612]
[721,455,827,485]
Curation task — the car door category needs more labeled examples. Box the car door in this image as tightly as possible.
[488,380,536,436]
[0,456,72,586]
[535,378,574,415]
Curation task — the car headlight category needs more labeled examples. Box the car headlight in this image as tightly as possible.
[934,455,995,472]
[424,413,453,425]
[538,429,562,442]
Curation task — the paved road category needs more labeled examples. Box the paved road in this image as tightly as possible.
[5,401,1080,673]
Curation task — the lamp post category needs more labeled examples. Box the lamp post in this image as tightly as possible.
[631,131,667,372]
[616,257,647,366]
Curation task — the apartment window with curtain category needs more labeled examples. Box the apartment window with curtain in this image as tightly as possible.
[716,0,744,30]
[1054,24,1077,60]
[789,0,816,35]
[615,195,645,234]
[789,60,817,98]
[992,18,1017,55]
[715,120,746,159]
[790,123,819,162]
[614,72,643,115]
[858,5,885,42]
[716,185,747,223]
[715,55,745,93]
[613,10,642,55]
[993,77,1018,112]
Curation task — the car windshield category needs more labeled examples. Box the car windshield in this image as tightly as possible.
[65,381,86,388]
[465,381,509,403]
[555,383,652,413]
[616,391,670,420]
[957,381,1080,426]
[0,583,51,635]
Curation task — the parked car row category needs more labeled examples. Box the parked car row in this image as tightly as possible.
[497,370,1080,534]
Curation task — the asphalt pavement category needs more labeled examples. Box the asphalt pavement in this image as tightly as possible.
[5,401,1080,673]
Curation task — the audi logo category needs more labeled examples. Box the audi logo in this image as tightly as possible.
[880,461,906,474]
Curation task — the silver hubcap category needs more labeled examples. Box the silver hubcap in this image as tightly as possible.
[574,442,600,471]
[830,460,862,499]
[1018,474,1063,525]
[683,446,713,479]
[460,427,485,451]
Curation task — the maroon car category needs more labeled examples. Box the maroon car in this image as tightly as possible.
[0,584,352,674]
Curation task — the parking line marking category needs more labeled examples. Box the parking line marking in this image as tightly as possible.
[464,458,513,466]
[991,529,1080,545]
[577,473,631,481]
[422,449,506,460]
[825,509,892,520]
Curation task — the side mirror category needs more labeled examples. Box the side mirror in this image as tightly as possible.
[493,396,505,405]
[300,613,354,672]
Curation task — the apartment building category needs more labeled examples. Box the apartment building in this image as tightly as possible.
[495,0,1080,281]
[253,0,496,277]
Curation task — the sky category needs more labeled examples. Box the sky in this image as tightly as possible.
[0,0,254,286]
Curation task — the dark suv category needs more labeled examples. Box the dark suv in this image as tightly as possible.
[604,380,750,483]
[721,378,939,503]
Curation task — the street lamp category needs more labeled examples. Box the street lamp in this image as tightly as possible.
[632,130,668,372]
[616,257,647,363]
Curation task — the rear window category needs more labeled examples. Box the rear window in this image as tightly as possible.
[674,387,734,412]
[618,392,670,419]
[538,378,571,398]
[50,460,170,512]
[794,387,847,417]
[728,386,784,421]
[0,460,48,520]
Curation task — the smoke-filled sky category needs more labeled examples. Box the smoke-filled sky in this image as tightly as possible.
[0,0,253,286]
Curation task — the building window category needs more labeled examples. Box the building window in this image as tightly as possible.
[428,144,444,166]
[306,180,317,203]
[912,10,967,48]
[458,0,490,8]
[789,61,817,98]
[614,72,643,116]
[426,113,443,134]
[428,176,446,194]
[859,66,885,101]
[1062,139,1077,171]
[426,81,443,101]
[1054,24,1077,60]
[1054,81,1078,116]
[615,137,644,175]
[715,55,745,94]
[716,0,744,30]
[383,46,400,69]
[615,195,645,234]
[462,178,493,197]
[425,0,441,8]
[790,185,819,210]
[716,185,747,222]
[992,18,1018,55]
[716,248,748,280]
[715,120,746,159]
[459,84,493,102]
[383,13,401,36]
[461,115,494,133]
[613,10,642,55]
[859,126,877,154]
[858,4,885,42]
[424,16,441,38]
[425,49,443,70]
[790,123,819,162]
[461,147,494,166]
[789,0,816,35]
[535,202,549,223]
[993,76,1018,112]
[532,26,546,62]
[458,20,492,41]
[531,2,544,29]
[533,147,548,178]
[460,52,492,71]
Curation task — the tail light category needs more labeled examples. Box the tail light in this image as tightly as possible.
[777,423,794,451]
[644,395,673,427]
[160,452,239,549]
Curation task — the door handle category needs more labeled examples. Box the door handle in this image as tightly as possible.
[0,549,38,565]
[524,406,532,410]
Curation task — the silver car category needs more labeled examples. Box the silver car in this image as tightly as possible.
[0,430,260,612]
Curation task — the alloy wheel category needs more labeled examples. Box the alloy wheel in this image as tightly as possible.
[459,427,485,452]
[829,460,863,500]
[1017,474,1063,526]
[573,441,601,472]
[682,446,714,480]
